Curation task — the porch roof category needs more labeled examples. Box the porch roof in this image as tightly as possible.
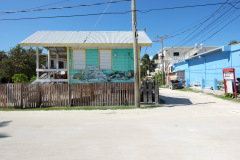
[20,31,152,47]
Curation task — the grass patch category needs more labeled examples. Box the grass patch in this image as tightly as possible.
[207,93,240,103]
[177,87,240,103]
[177,87,203,93]
[0,101,164,111]
[159,85,169,89]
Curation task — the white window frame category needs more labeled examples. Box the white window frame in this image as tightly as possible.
[99,49,112,70]
[72,49,86,70]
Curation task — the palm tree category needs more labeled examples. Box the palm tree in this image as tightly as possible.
[140,54,157,78]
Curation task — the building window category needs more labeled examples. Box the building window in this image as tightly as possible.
[51,60,54,69]
[59,61,64,69]
[99,49,112,70]
[173,52,179,56]
[72,49,86,70]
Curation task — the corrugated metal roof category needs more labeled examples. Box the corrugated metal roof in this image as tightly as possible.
[20,31,152,46]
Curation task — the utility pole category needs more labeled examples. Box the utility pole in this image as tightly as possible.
[132,0,140,108]
[156,35,167,85]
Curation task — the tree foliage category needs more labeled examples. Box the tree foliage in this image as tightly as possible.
[0,44,46,82]
[229,40,239,45]
[140,54,157,78]
[152,72,165,86]
[12,74,28,83]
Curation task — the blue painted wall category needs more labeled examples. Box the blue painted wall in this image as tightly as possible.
[173,44,240,87]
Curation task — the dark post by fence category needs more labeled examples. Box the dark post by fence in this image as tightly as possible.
[20,84,23,108]
[68,83,71,106]
[148,82,153,103]
[155,76,159,104]
[143,81,147,103]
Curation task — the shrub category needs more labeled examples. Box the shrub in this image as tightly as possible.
[152,72,165,86]
[12,74,28,83]
[30,75,37,83]
[224,93,235,99]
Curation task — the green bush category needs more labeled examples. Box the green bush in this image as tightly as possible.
[153,72,165,86]
[29,75,37,83]
[224,93,235,99]
[12,74,28,83]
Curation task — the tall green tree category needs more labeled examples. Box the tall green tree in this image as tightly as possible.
[0,44,46,82]
[0,50,7,60]
[140,54,157,78]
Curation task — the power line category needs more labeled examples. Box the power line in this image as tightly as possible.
[181,0,238,46]
[0,1,239,22]
[0,0,73,16]
[137,1,239,13]
[0,11,132,21]
[201,14,240,43]
[166,0,230,40]
[84,0,113,43]
[26,0,73,10]
[195,1,240,43]
[172,0,234,47]
[0,0,131,14]
[179,0,240,46]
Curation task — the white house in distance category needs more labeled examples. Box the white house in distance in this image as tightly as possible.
[155,44,219,84]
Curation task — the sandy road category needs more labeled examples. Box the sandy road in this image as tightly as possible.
[0,88,240,160]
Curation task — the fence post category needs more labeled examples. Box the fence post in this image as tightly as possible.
[148,82,152,103]
[213,79,217,94]
[38,84,41,108]
[186,79,189,88]
[143,80,147,103]
[180,79,183,87]
[20,84,23,108]
[201,78,205,91]
[68,83,71,106]
[155,76,159,104]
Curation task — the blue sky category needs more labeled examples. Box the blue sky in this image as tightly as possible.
[0,0,239,58]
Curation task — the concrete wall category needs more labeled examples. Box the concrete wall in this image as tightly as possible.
[173,44,240,87]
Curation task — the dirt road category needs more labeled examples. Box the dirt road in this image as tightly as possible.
[0,88,240,160]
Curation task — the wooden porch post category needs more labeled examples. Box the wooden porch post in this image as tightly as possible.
[36,47,39,80]
[56,53,59,69]
[48,50,51,79]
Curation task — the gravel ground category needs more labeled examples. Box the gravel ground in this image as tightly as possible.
[0,88,240,160]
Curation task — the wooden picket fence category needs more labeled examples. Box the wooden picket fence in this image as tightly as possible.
[141,77,159,104]
[0,83,135,108]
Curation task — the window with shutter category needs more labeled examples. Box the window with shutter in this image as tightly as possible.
[72,49,86,70]
[99,50,112,70]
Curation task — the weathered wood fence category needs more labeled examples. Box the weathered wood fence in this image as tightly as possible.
[0,83,135,108]
[141,77,159,104]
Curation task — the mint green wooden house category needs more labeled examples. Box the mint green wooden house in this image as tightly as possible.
[20,31,152,84]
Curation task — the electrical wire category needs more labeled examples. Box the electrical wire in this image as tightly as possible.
[182,0,240,46]
[0,1,239,21]
[196,1,240,43]
[181,0,238,46]
[0,0,73,16]
[201,14,240,43]
[0,0,130,14]
[172,0,234,47]
[84,0,113,43]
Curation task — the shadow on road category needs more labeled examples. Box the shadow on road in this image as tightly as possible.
[160,95,216,107]
[160,95,192,106]
[0,121,12,139]
[0,121,12,128]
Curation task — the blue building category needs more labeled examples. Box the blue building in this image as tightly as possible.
[173,44,240,88]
